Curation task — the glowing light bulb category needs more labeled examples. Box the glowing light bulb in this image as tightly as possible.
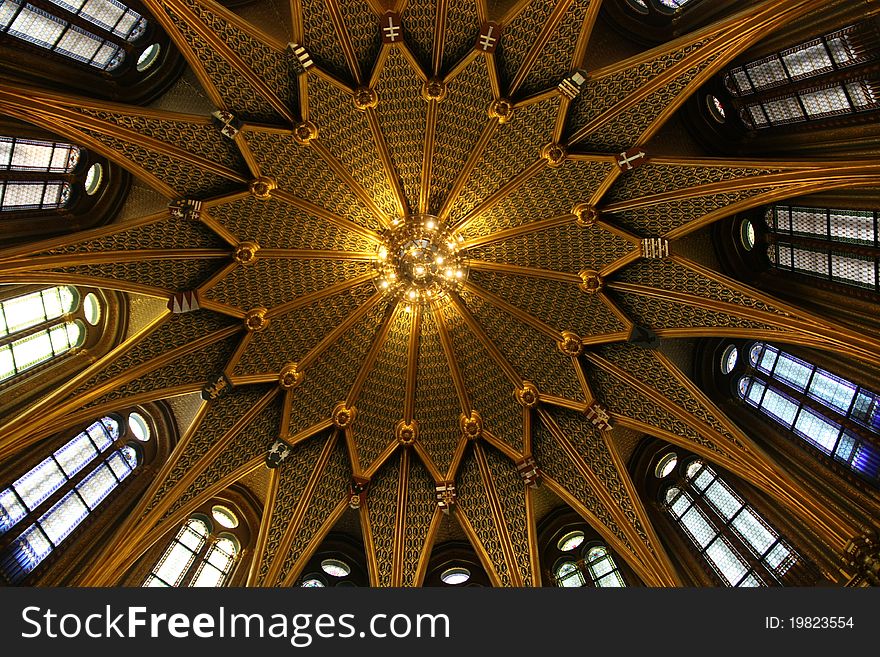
[455,270,463,279]
[445,268,454,278]
[425,220,436,230]
[408,289,417,300]
[381,280,390,289]
[415,265,426,276]
[378,246,388,260]
[435,255,444,264]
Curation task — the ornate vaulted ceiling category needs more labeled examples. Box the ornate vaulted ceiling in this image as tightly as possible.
[2,0,880,586]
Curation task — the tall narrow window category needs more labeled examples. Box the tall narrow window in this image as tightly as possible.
[144,505,242,587]
[0,285,91,384]
[738,79,880,129]
[721,19,880,129]
[763,205,879,293]
[664,460,798,586]
[0,0,147,71]
[0,135,80,212]
[725,23,878,96]
[0,412,147,584]
[552,538,627,588]
[736,342,880,483]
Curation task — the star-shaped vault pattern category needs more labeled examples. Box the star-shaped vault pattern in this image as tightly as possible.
[2,0,880,587]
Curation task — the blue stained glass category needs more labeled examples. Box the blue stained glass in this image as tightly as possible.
[0,443,139,583]
[851,443,880,479]
[807,369,856,414]
[759,388,798,427]
[772,353,813,392]
[793,407,842,453]
[749,342,764,367]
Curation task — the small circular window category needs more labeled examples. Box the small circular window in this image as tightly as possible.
[557,530,585,552]
[654,453,678,479]
[136,43,161,72]
[301,577,325,587]
[627,0,648,12]
[84,163,103,195]
[211,504,239,529]
[128,412,151,441]
[720,345,739,375]
[740,219,756,250]
[707,95,727,123]
[320,558,351,577]
[83,292,101,325]
[440,566,471,585]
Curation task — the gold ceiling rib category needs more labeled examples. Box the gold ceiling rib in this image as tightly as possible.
[536,406,680,586]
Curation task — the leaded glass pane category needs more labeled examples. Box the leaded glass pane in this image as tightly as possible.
[780,42,832,79]
[76,463,117,509]
[12,457,66,511]
[746,57,788,90]
[788,207,826,238]
[0,487,27,532]
[12,524,53,574]
[179,519,208,551]
[807,369,856,414]
[760,388,798,427]
[0,180,67,210]
[828,209,875,245]
[851,391,880,430]
[595,571,625,587]
[704,480,742,521]
[0,345,12,380]
[681,507,716,549]
[738,574,762,587]
[763,95,804,123]
[53,432,99,478]
[152,540,199,587]
[191,562,225,587]
[793,407,841,452]
[731,509,776,555]
[831,252,874,288]
[800,85,850,115]
[705,537,749,586]
[8,329,52,375]
[556,561,584,587]
[746,378,766,406]
[588,554,613,578]
[765,543,794,573]
[3,290,51,334]
[772,353,813,391]
[37,490,88,546]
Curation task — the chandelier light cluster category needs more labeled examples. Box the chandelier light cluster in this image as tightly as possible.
[373,214,467,304]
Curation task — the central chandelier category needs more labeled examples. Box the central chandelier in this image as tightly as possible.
[373,214,467,303]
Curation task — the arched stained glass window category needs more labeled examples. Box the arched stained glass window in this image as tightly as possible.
[664,460,797,586]
[738,79,880,129]
[0,0,147,71]
[725,23,876,97]
[0,415,142,584]
[552,544,627,588]
[0,135,81,212]
[0,285,88,384]
[144,513,241,587]
[736,342,880,483]
[586,546,625,587]
[763,205,879,292]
